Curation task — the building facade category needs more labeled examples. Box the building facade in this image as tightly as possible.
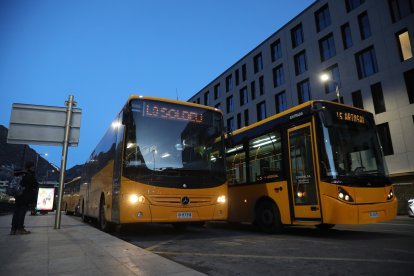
[188,0,414,178]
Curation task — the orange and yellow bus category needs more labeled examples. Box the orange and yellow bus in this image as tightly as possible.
[226,100,397,233]
[80,96,227,231]
[62,177,81,215]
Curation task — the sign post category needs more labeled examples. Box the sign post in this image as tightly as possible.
[7,95,81,229]
[54,95,76,229]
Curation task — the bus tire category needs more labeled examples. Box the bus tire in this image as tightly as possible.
[316,223,335,230]
[99,197,112,232]
[81,200,88,223]
[255,200,283,234]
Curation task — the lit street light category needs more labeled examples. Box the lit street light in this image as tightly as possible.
[320,73,340,103]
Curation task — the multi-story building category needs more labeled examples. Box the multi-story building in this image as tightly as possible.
[188,0,414,179]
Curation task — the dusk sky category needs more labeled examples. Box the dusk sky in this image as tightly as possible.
[0,0,315,169]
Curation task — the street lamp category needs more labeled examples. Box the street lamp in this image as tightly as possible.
[35,153,48,177]
[320,73,340,103]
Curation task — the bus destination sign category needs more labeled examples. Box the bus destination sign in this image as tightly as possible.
[143,102,204,123]
[336,111,365,124]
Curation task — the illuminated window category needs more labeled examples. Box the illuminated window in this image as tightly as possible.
[396,30,413,61]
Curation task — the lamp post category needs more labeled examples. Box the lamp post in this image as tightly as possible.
[320,73,340,103]
[35,153,48,177]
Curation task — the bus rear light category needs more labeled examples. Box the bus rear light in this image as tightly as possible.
[338,187,354,202]
[129,194,145,204]
[217,195,226,204]
[387,188,394,200]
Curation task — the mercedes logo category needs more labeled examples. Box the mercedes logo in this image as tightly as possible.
[181,196,190,205]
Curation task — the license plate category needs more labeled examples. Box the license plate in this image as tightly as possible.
[369,211,379,218]
[177,212,192,219]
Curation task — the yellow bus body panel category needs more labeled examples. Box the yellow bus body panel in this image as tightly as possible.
[228,181,291,225]
[119,178,228,224]
[319,181,397,224]
[89,161,114,220]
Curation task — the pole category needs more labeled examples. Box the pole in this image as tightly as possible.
[54,95,76,229]
[335,83,340,103]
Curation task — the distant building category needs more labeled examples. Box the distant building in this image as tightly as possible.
[188,0,414,179]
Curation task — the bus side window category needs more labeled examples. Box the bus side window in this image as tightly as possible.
[226,144,247,186]
[248,131,283,183]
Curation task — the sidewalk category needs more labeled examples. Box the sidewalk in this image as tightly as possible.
[0,212,205,275]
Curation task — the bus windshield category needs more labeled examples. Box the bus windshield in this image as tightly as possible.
[318,116,389,186]
[123,99,226,188]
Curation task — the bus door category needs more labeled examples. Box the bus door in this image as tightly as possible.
[287,123,321,220]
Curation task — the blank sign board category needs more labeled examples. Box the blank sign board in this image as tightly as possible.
[7,103,82,146]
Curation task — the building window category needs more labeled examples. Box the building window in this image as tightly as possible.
[396,29,413,61]
[235,69,240,86]
[315,4,331,32]
[291,23,304,48]
[371,82,386,114]
[319,33,336,61]
[204,91,210,105]
[239,86,248,106]
[294,50,307,75]
[297,79,311,104]
[254,53,263,74]
[322,64,341,94]
[403,68,414,104]
[345,0,365,12]
[355,46,378,79]
[226,96,234,113]
[227,117,235,132]
[341,23,353,49]
[226,74,233,92]
[389,0,414,22]
[242,64,247,81]
[215,103,221,110]
[256,101,267,121]
[251,81,256,100]
[259,76,265,95]
[358,11,372,40]
[271,39,282,62]
[214,83,221,100]
[377,123,394,156]
[352,90,364,109]
[275,91,287,114]
[244,109,249,126]
[237,113,242,130]
[272,64,285,88]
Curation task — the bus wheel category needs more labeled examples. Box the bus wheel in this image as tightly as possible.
[316,223,335,230]
[99,198,112,232]
[256,201,282,234]
[81,200,88,223]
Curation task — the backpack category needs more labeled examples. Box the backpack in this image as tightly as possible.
[6,175,25,197]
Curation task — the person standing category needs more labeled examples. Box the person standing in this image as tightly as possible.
[10,161,39,235]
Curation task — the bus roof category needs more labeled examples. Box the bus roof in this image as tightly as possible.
[127,95,223,114]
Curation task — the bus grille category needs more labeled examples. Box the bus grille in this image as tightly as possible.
[148,195,215,206]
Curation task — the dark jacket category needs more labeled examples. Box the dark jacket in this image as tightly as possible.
[15,171,39,205]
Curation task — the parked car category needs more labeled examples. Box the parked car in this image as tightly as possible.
[408,198,414,217]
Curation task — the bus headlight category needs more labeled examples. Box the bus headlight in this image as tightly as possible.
[338,187,354,202]
[387,188,394,200]
[217,195,226,204]
[129,194,145,204]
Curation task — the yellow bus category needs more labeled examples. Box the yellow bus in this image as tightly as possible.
[226,100,397,233]
[80,96,227,231]
[62,177,81,216]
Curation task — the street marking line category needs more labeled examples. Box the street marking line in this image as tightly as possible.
[152,251,413,265]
